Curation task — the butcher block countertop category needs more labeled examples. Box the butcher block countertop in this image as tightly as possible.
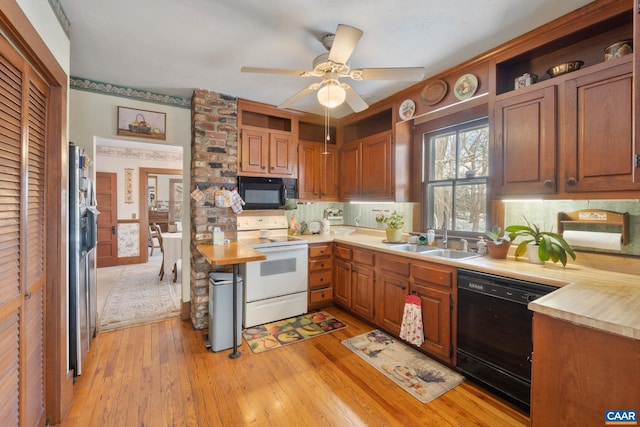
[298,227,640,340]
[197,242,266,266]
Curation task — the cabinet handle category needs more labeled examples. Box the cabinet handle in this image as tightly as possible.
[320,278,324,282]
[401,286,406,290]
[261,166,266,170]
[566,177,577,186]
[270,166,275,170]
[544,179,554,188]
[25,291,32,299]
[320,263,325,268]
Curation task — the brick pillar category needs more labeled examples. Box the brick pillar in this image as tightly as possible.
[190,89,238,329]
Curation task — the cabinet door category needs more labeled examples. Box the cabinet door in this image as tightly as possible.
[564,61,637,192]
[362,131,392,199]
[375,271,409,336]
[340,142,361,200]
[269,132,295,176]
[412,283,452,363]
[240,128,269,174]
[333,258,351,307]
[351,264,374,320]
[493,86,557,195]
[297,142,319,200]
[320,145,339,200]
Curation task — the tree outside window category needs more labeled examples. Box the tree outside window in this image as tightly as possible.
[424,117,489,233]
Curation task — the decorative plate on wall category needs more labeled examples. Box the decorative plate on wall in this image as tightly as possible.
[421,79,448,105]
[454,74,478,101]
[399,99,416,120]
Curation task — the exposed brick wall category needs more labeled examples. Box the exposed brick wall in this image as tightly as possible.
[190,89,238,329]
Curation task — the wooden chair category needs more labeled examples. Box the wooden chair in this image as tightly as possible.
[156,224,177,282]
[148,223,161,256]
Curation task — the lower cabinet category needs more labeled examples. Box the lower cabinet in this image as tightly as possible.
[333,244,456,366]
[333,244,375,321]
[308,243,333,310]
[410,261,455,365]
[375,254,410,336]
[530,314,640,426]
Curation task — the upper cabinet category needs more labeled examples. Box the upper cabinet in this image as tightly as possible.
[491,2,639,198]
[339,108,410,201]
[297,121,339,201]
[238,100,297,178]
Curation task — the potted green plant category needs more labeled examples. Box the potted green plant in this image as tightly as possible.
[484,225,511,259]
[505,219,576,266]
[376,210,405,242]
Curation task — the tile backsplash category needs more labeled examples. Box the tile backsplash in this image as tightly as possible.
[504,199,639,256]
[283,198,639,256]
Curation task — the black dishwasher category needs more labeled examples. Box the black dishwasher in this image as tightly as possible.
[456,269,556,409]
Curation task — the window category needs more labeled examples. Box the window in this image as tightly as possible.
[423,117,489,233]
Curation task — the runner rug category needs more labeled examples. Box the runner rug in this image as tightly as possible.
[342,329,465,403]
[243,311,347,353]
[100,256,181,331]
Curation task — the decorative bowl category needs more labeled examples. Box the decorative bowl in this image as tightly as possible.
[546,61,584,78]
[604,39,633,61]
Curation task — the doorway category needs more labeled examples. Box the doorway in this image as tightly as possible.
[94,139,184,330]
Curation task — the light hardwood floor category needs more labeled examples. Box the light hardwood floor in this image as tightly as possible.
[59,306,529,426]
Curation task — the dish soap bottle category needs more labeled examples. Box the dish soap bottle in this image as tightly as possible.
[477,236,487,255]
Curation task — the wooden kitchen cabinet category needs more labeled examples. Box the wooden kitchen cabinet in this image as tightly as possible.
[563,58,638,192]
[240,128,295,177]
[308,243,333,310]
[339,131,393,201]
[410,260,455,365]
[374,254,410,336]
[238,99,296,178]
[493,85,557,196]
[530,314,640,426]
[333,244,375,321]
[297,142,339,201]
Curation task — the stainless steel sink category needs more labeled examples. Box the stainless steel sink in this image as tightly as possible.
[421,249,481,260]
[389,244,437,254]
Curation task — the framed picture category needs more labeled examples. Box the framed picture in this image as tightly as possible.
[117,106,166,140]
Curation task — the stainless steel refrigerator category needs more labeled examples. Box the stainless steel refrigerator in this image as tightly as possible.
[69,142,98,377]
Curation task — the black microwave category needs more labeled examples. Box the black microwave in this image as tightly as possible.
[237,176,297,210]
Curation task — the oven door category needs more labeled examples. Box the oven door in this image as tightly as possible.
[241,244,308,301]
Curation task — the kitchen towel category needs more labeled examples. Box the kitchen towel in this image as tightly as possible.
[229,189,245,214]
[400,294,424,346]
[563,230,622,251]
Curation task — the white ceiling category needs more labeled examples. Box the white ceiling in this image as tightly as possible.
[59,0,594,118]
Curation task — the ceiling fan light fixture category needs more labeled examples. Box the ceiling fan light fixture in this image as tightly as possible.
[317,81,346,108]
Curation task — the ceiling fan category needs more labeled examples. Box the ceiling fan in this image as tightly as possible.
[241,24,426,112]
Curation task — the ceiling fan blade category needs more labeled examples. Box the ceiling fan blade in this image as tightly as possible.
[241,66,307,76]
[327,24,363,65]
[278,84,317,109]
[343,86,369,112]
[352,67,426,81]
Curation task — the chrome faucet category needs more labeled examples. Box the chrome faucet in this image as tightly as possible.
[440,228,448,248]
[440,211,448,248]
[460,238,468,252]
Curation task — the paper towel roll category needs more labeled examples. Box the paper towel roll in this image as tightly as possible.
[563,230,622,251]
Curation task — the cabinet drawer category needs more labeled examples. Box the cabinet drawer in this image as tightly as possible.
[310,287,333,304]
[310,270,332,288]
[334,245,352,260]
[309,258,333,273]
[412,263,453,288]
[379,256,410,276]
[309,244,332,258]
[353,249,375,266]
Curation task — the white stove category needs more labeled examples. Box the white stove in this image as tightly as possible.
[237,213,308,328]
